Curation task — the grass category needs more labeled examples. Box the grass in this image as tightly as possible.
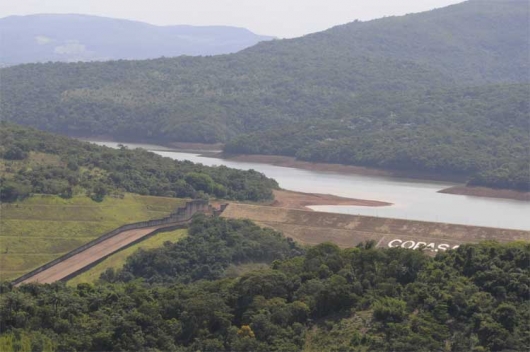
[0,152,63,177]
[0,194,186,281]
[68,228,187,286]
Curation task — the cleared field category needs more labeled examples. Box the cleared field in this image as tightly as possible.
[221,204,530,251]
[68,228,187,286]
[0,194,185,281]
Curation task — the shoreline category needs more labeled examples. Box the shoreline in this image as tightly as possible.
[268,189,392,210]
[210,153,468,183]
[439,186,530,202]
[75,136,527,202]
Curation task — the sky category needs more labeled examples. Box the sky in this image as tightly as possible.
[2,0,465,38]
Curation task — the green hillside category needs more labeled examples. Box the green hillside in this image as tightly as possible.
[0,124,278,202]
[0,1,528,190]
[226,83,530,190]
[0,194,185,281]
[1,217,528,351]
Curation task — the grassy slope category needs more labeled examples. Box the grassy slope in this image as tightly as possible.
[0,194,185,280]
[68,228,187,286]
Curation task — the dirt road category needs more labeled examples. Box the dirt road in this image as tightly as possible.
[16,224,170,285]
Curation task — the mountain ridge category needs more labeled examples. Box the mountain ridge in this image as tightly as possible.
[0,14,275,65]
[1,0,528,190]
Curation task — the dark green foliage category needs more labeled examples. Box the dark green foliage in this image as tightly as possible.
[112,216,304,284]
[226,84,530,191]
[0,180,32,202]
[0,124,278,202]
[2,146,28,161]
[1,216,528,352]
[0,1,528,191]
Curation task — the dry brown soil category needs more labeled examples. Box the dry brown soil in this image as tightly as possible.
[215,154,394,177]
[439,186,530,201]
[221,203,530,250]
[270,189,391,209]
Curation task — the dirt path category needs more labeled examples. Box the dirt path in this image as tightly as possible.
[269,189,391,210]
[16,224,171,285]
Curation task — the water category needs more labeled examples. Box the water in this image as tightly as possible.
[91,141,530,231]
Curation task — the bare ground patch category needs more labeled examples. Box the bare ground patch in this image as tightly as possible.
[269,189,391,210]
[221,203,530,250]
[439,186,530,201]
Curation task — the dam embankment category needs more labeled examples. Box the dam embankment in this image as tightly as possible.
[13,200,223,286]
[221,203,529,252]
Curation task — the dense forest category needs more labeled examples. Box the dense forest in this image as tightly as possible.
[226,84,530,191]
[0,124,278,202]
[1,216,529,351]
[1,1,528,191]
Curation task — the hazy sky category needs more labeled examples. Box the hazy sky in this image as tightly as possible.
[3,0,465,38]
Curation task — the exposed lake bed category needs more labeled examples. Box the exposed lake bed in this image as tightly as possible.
[90,140,530,231]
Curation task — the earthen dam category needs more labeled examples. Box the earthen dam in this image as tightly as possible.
[221,203,529,252]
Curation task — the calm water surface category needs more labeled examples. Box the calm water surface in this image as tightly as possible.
[92,141,530,231]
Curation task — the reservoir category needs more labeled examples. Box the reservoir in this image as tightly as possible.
[91,141,530,231]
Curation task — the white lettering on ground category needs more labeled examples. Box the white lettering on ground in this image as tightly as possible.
[387,239,460,252]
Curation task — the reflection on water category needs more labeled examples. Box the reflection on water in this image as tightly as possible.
[91,141,530,230]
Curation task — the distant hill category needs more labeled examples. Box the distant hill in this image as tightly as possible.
[1,0,528,190]
[0,14,274,64]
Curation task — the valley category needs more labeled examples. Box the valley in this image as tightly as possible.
[1,1,529,351]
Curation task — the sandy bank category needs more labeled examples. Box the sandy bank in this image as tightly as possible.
[439,186,530,202]
[269,189,391,210]
[217,154,393,177]
[167,142,224,151]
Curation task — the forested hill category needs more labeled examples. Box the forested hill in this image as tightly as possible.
[1,216,529,351]
[0,14,273,65]
[1,0,527,141]
[1,1,528,190]
[226,83,530,191]
[0,124,278,202]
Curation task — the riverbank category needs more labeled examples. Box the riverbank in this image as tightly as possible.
[212,153,469,183]
[77,136,223,152]
[80,138,528,204]
[439,186,530,202]
[269,189,391,210]
[210,154,530,203]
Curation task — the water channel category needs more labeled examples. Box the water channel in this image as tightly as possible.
[91,141,530,231]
